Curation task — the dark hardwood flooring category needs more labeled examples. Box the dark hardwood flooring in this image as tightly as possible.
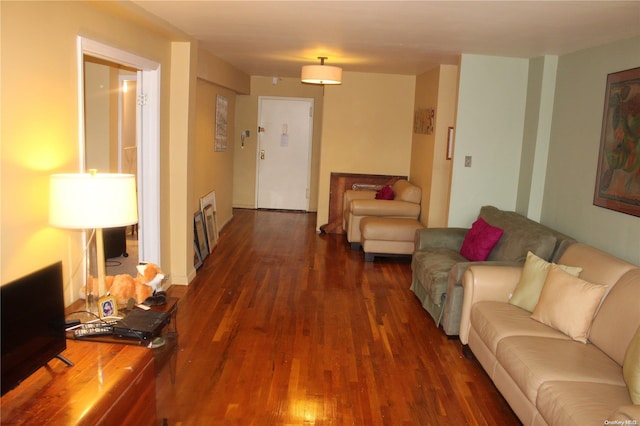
[157,209,520,425]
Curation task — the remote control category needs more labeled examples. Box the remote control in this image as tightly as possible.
[73,325,113,338]
[83,320,118,329]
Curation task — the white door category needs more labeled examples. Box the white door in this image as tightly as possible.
[257,97,313,210]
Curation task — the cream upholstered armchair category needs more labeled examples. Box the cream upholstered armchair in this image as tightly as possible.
[343,179,422,249]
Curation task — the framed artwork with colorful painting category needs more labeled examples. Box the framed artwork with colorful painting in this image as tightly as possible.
[594,67,640,217]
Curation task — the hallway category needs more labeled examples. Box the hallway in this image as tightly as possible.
[157,209,519,425]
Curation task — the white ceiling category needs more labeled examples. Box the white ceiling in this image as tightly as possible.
[130,1,640,78]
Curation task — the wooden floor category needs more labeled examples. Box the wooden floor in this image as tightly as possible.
[156,209,520,425]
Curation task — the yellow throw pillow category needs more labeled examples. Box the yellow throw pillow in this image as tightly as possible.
[531,264,607,343]
[510,251,582,312]
[623,325,640,404]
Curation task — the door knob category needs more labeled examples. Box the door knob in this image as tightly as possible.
[260,150,265,160]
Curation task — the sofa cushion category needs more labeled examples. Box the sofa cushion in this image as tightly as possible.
[478,206,557,262]
[537,381,632,426]
[360,217,423,241]
[509,251,582,312]
[412,249,466,303]
[557,243,636,291]
[531,265,607,343]
[460,218,504,261]
[623,325,640,404]
[471,301,570,353]
[496,336,626,404]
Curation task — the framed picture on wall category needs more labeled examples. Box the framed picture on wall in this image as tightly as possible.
[413,108,435,135]
[215,95,228,151]
[447,127,455,160]
[593,66,640,217]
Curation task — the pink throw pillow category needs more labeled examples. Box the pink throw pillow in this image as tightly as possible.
[460,217,504,261]
[375,185,394,200]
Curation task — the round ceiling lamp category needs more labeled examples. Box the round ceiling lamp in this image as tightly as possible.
[301,57,342,85]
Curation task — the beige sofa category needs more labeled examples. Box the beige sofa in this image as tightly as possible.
[459,243,640,425]
[343,179,421,249]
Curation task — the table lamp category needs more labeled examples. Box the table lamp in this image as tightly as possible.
[49,170,138,311]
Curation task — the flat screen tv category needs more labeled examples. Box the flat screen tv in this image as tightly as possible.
[1,261,70,395]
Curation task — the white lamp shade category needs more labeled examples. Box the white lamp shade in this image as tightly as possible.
[301,64,342,85]
[50,173,138,229]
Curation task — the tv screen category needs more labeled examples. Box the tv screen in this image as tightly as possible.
[1,261,67,395]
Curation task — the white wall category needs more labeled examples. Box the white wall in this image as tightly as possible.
[542,36,640,265]
[517,55,558,222]
[448,55,530,227]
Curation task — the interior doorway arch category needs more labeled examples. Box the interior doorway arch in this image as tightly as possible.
[77,36,161,265]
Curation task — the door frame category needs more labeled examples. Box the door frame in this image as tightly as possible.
[255,96,314,210]
[77,36,161,264]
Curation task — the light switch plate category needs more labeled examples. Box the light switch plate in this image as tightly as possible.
[464,156,472,167]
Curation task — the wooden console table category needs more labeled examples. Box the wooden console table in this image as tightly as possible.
[1,340,157,425]
[320,172,407,234]
[66,297,179,383]
[1,298,181,425]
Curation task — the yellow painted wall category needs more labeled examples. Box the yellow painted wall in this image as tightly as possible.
[409,65,458,227]
[233,76,324,211]
[0,1,249,303]
[316,72,416,230]
[410,65,458,227]
[194,79,236,229]
[168,41,197,284]
[0,1,172,304]
[197,46,250,95]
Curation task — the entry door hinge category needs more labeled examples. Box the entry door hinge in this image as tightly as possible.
[137,93,149,106]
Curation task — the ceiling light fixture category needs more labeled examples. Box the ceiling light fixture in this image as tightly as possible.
[301,57,342,85]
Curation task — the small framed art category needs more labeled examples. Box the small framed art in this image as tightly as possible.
[194,210,209,262]
[98,295,118,318]
[447,127,454,160]
[203,204,218,252]
[194,241,203,270]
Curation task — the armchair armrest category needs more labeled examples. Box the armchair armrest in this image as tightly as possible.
[414,227,468,251]
[343,190,376,229]
[350,199,420,218]
[343,189,376,206]
[458,265,522,344]
[608,405,640,423]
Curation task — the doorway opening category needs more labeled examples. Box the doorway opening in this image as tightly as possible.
[78,37,161,279]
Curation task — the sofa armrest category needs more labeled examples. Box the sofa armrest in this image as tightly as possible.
[441,260,524,336]
[458,265,522,344]
[350,199,420,218]
[414,227,468,251]
[343,189,376,206]
[343,190,376,229]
